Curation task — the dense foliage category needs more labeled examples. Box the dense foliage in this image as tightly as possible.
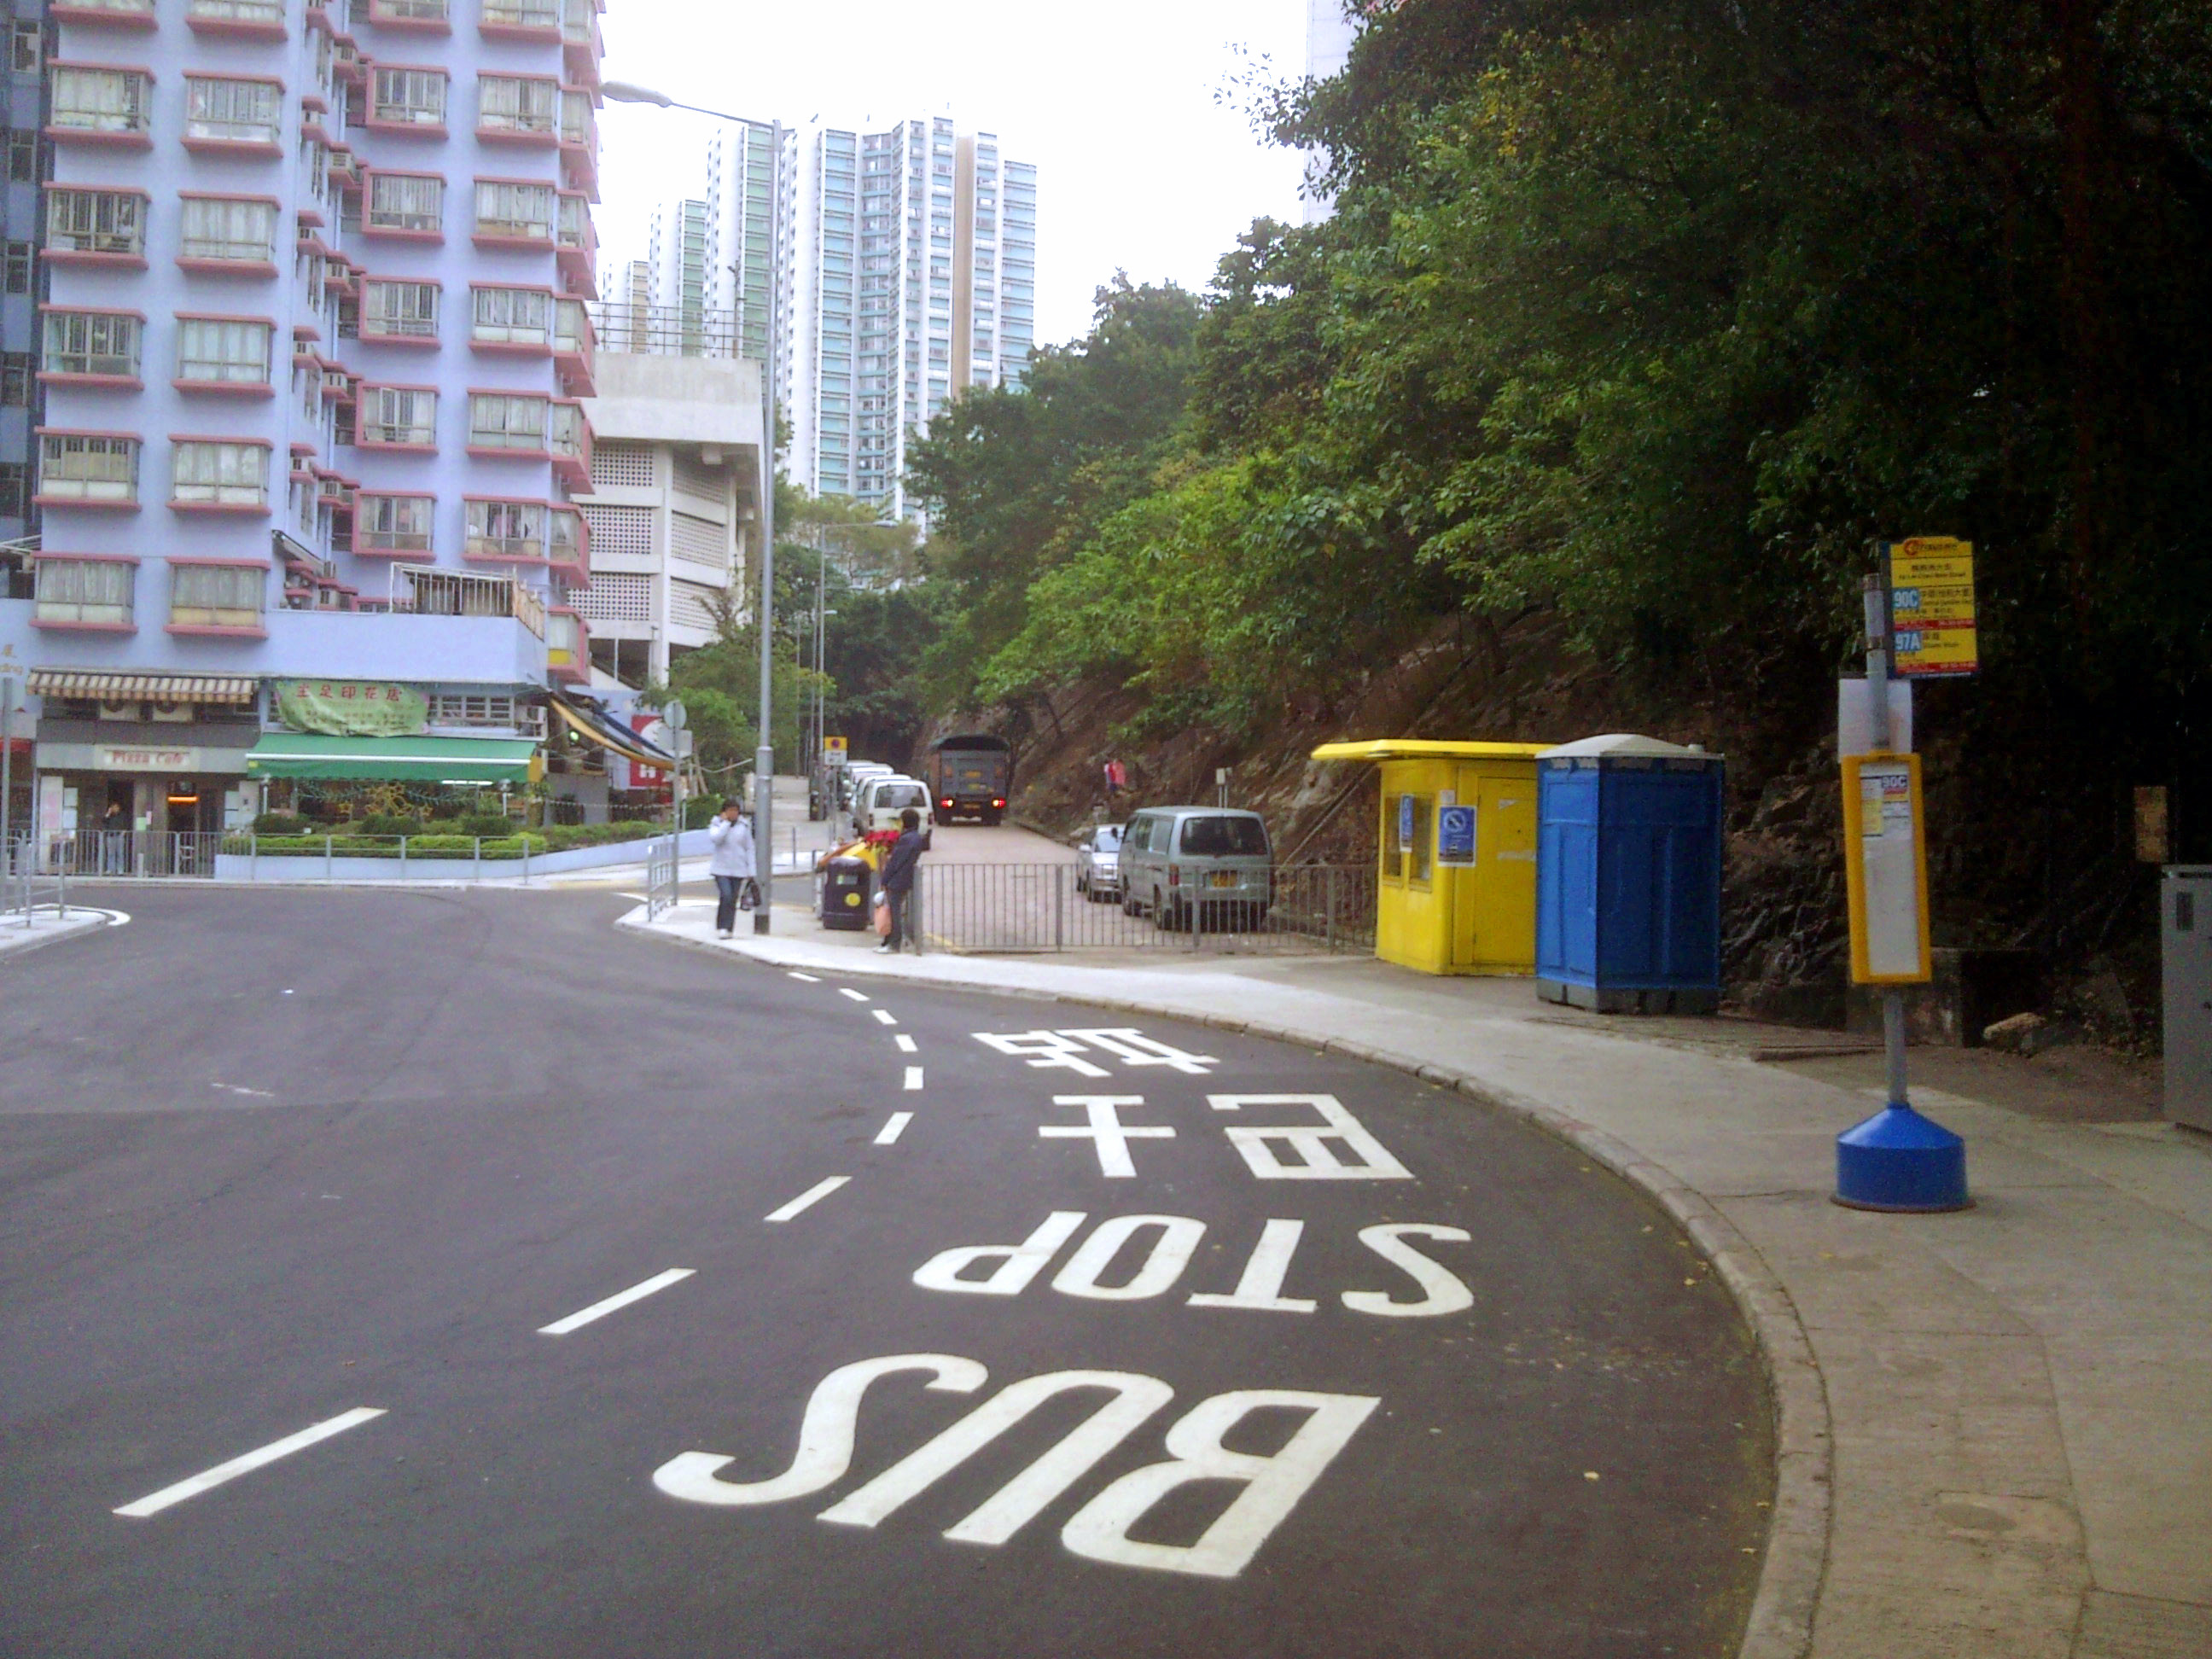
[908,0,2211,871]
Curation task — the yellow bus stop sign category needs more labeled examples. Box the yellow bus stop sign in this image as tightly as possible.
[1886,538,1977,678]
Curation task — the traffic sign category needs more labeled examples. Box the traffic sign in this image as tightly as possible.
[662,699,688,731]
[1885,538,1977,678]
[823,735,848,766]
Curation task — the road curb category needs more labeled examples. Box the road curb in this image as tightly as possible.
[0,912,114,961]
[617,911,1832,1657]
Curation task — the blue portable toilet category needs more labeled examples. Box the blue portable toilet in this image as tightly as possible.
[1536,735,1726,1014]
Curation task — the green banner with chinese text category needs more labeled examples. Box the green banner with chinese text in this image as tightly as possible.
[273,680,429,737]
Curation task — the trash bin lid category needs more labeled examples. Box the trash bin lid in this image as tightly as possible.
[1538,733,1723,764]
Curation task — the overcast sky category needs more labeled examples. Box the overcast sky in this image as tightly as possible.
[595,0,1313,349]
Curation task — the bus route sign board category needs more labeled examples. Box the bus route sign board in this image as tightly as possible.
[1885,537,1978,678]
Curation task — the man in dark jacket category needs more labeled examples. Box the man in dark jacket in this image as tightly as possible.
[876,808,926,953]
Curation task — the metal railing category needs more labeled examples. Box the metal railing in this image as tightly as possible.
[51,830,225,878]
[3,837,69,922]
[645,835,678,918]
[585,303,740,360]
[897,863,1377,957]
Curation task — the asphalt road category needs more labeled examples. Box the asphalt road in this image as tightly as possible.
[0,886,1773,1658]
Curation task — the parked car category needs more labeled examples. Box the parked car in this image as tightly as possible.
[1074,823,1126,902]
[1116,807,1273,931]
[853,773,934,839]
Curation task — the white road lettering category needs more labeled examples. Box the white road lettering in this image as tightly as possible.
[818,1371,1173,1541]
[1051,1214,1207,1301]
[1060,1390,1379,1578]
[874,1112,913,1145]
[538,1267,696,1336]
[1342,1225,1475,1318]
[839,988,870,1003]
[1057,1028,1219,1075]
[1039,1096,1174,1179]
[1187,1219,1318,1313]
[973,1030,1113,1078]
[1209,1094,1412,1181]
[872,1009,897,1026]
[114,1407,387,1519]
[912,1210,1088,1295]
[765,1176,851,1223]
[653,1354,986,1508]
[904,1066,924,1091]
[895,1033,918,1054]
[660,1353,1374,1578]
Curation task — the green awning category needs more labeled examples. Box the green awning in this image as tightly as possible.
[245,733,540,783]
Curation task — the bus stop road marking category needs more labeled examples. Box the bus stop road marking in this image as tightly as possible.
[766,1177,852,1223]
[788,971,821,982]
[876,1112,914,1145]
[114,1407,386,1520]
[839,988,870,1003]
[905,1067,924,1091]
[872,1009,898,1026]
[896,1034,917,1053]
[538,1268,696,1336]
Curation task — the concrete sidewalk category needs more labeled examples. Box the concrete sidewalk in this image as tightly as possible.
[0,905,113,959]
[620,899,2212,1659]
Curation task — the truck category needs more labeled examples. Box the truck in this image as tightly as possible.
[925,734,1012,826]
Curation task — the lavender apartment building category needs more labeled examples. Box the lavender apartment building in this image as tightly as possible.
[0,0,614,850]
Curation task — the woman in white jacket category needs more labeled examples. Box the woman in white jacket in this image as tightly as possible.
[707,799,757,938]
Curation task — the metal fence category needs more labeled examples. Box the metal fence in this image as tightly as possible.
[2,836,70,922]
[645,836,678,919]
[45,831,226,878]
[905,863,1377,957]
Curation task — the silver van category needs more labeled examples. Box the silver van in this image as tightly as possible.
[1117,807,1273,930]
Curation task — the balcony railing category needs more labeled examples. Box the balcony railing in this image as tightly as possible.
[584,302,739,359]
[390,563,545,637]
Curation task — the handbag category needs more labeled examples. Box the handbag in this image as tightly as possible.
[872,892,893,937]
[737,876,761,911]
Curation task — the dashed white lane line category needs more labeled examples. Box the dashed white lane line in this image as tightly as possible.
[838,987,870,1003]
[765,1176,851,1223]
[788,971,821,983]
[538,1268,696,1336]
[895,1033,918,1054]
[114,1407,386,1519]
[871,1008,898,1026]
[904,1066,924,1091]
[875,1112,914,1145]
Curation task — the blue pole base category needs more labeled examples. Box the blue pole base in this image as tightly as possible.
[1833,1103,1971,1213]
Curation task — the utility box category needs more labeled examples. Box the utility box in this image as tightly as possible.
[2166,866,2212,1132]
[1309,740,1551,975]
[1536,735,1726,1015]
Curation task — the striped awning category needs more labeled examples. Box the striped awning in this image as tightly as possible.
[26,670,259,705]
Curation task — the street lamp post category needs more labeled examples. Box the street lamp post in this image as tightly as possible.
[603,81,779,931]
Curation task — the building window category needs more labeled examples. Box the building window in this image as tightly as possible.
[172,440,269,507]
[473,178,553,240]
[170,562,265,628]
[371,67,446,128]
[176,317,273,387]
[356,492,434,553]
[184,77,282,145]
[38,434,138,504]
[42,311,142,378]
[49,67,152,137]
[470,285,549,345]
[0,463,23,517]
[361,278,439,340]
[362,385,437,445]
[427,692,528,730]
[189,0,288,27]
[465,498,545,557]
[481,0,559,28]
[9,129,37,181]
[549,506,583,565]
[2,354,32,405]
[366,172,444,233]
[47,189,145,257]
[34,558,133,627]
[3,241,27,293]
[371,0,451,20]
[466,394,547,451]
[10,20,40,73]
[178,196,276,263]
[478,74,556,135]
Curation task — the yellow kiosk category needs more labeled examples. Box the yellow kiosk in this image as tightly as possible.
[1310,739,1551,975]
